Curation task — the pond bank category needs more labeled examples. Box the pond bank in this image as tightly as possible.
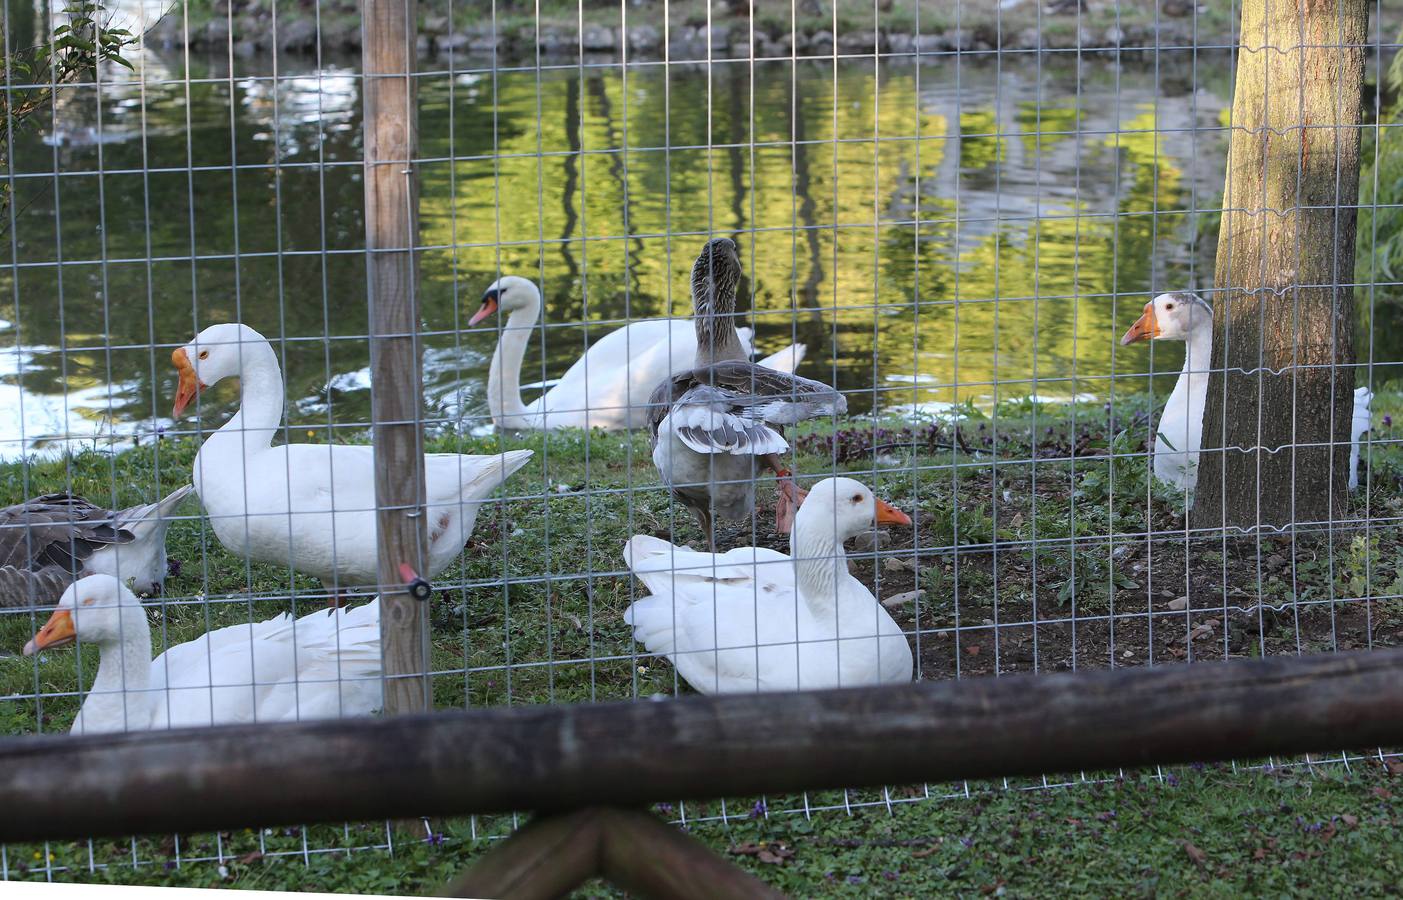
[144,0,1233,61]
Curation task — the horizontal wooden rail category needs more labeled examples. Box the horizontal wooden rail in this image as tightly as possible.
[1,649,1401,843]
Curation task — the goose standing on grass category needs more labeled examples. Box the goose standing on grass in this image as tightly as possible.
[23,574,382,732]
[469,275,806,431]
[1120,292,1373,493]
[623,477,914,694]
[648,238,847,549]
[171,323,533,604]
[0,485,191,608]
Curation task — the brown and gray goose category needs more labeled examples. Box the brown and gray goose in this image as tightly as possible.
[0,485,192,608]
[647,238,846,550]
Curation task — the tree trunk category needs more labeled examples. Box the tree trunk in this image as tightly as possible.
[1191,0,1366,531]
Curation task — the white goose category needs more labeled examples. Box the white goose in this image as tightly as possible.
[172,323,533,601]
[470,275,806,431]
[1121,292,1373,493]
[23,574,382,733]
[623,477,914,695]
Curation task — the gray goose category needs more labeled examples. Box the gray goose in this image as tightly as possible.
[0,485,191,608]
[648,238,846,550]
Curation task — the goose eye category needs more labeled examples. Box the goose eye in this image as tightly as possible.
[198,350,209,360]
[1165,303,1175,310]
[852,494,863,503]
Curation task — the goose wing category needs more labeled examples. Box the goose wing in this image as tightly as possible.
[0,494,135,571]
[698,360,847,425]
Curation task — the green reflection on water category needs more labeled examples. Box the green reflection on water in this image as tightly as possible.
[0,51,1229,454]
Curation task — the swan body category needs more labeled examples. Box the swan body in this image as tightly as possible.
[623,477,913,694]
[0,485,192,607]
[471,275,806,431]
[1121,292,1371,494]
[23,574,382,733]
[172,323,533,593]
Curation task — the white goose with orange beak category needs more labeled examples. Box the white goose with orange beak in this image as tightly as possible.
[23,574,382,732]
[1121,292,1372,493]
[172,323,534,603]
[622,477,914,694]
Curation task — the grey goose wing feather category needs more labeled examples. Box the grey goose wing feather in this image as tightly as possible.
[667,384,790,457]
[650,360,846,457]
[0,492,174,608]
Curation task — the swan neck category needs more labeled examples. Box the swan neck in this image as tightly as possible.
[76,610,154,734]
[487,304,537,423]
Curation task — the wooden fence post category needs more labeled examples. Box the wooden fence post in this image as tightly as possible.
[362,0,429,713]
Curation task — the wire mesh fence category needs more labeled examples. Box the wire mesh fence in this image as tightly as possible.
[2,0,1402,882]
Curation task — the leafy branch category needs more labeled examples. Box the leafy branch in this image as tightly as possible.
[0,0,136,219]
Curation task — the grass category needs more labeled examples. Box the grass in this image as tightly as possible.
[3,390,1403,893]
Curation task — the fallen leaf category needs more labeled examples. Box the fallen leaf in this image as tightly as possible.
[237,851,263,865]
[1372,787,1393,800]
[1183,841,1207,866]
[965,644,981,657]
[1341,814,1359,827]
[1251,847,1267,861]
[1385,759,1403,776]
[911,843,939,859]
[881,589,926,609]
[1319,822,1337,842]
[979,878,1007,895]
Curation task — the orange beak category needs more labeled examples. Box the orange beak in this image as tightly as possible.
[23,608,75,656]
[468,295,499,327]
[875,498,912,527]
[1120,303,1160,346]
[171,348,204,418]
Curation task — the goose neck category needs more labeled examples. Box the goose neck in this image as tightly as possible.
[789,521,845,616]
[1182,325,1213,387]
[694,284,746,365]
[213,338,284,452]
[75,610,154,734]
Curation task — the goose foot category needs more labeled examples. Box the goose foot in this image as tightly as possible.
[774,471,807,534]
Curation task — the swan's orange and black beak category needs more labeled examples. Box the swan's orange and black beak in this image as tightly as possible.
[171,348,204,418]
[1120,303,1160,346]
[23,609,74,656]
[468,292,500,327]
[875,498,912,527]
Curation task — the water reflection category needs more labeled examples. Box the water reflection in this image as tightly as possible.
[0,48,1234,457]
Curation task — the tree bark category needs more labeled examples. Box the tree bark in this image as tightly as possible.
[1192,0,1366,530]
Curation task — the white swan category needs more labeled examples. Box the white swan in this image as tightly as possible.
[471,275,807,431]
[22,574,382,733]
[172,323,533,600]
[0,485,191,607]
[623,477,914,694]
[1121,292,1372,493]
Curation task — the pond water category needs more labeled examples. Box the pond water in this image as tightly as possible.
[0,41,1236,457]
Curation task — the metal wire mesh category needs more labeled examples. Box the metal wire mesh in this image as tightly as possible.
[2,0,1403,880]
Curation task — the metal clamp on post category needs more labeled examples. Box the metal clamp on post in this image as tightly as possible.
[397,563,432,602]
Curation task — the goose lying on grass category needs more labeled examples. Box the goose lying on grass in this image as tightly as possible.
[1121,292,1373,493]
[23,574,382,732]
[172,323,533,604]
[623,477,914,694]
[0,485,191,608]
[649,239,847,548]
[471,274,805,431]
